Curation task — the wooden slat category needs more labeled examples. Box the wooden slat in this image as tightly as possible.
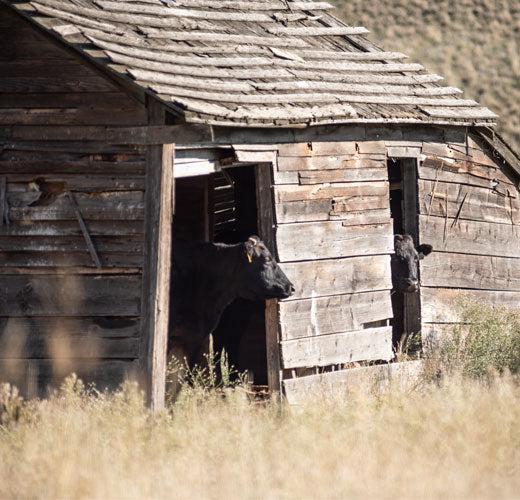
[6,191,144,221]
[288,70,444,85]
[283,361,422,405]
[139,27,310,47]
[279,290,392,340]
[266,26,369,36]
[275,181,388,203]
[277,156,385,171]
[32,0,227,29]
[0,220,143,237]
[255,164,282,395]
[281,326,393,369]
[421,287,520,323]
[10,124,212,144]
[0,275,141,316]
[298,167,388,184]
[419,159,513,189]
[95,1,275,22]
[419,215,520,258]
[114,0,334,10]
[418,179,519,224]
[0,252,141,268]
[421,106,498,119]
[421,252,520,292]
[280,254,392,300]
[276,196,389,224]
[0,317,139,359]
[276,221,393,262]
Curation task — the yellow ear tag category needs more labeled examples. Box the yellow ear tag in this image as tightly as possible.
[247,253,252,263]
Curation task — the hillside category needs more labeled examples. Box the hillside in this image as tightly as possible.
[336,0,520,152]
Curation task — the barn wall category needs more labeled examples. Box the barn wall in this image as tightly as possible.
[0,8,147,396]
[416,133,520,344]
[234,125,520,399]
[270,141,395,375]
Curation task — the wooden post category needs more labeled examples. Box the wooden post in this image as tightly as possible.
[255,163,282,395]
[139,98,174,412]
[401,158,421,339]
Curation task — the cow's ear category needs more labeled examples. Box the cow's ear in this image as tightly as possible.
[244,236,260,262]
[417,244,433,259]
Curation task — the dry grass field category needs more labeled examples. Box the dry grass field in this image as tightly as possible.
[336,0,520,152]
[0,306,520,499]
[1,372,520,499]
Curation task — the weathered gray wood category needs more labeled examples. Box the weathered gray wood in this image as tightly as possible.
[0,275,141,316]
[10,124,211,144]
[139,27,309,47]
[281,254,392,300]
[266,26,369,36]
[276,221,393,262]
[0,220,143,237]
[401,159,421,339]
[67,191,102,269]
[419,161,513,189]
[477,128,520,180]
[6,191,144,221]
[298,167,388,184]
[419,215,520,258]
[421,287,520,323]
[255,164,282,395]
[139,99,167,411]
[149,143,174,413]
[275,181,388,203]
[279,290,392,340]
[419,179,519,224]
[421,106,498,119]
[116,0,334,10]
[281,326,393,369]
[421,252,520,292]
[283,361,421,405]
[275,198,389,224]
[95,1,275,22]
[277,155,384,171]
[0,317,139,359]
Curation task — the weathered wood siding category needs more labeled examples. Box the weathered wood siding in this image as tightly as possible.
[0,8,147,396]
[417,133,520,345]
[271,140,395,374]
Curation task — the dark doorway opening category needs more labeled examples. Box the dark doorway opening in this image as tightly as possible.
[387,158,421,350]
[171,164,269,385]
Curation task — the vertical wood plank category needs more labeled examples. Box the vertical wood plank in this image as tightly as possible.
[401,158,421,339]
[255,163,282,395]
[139,98,174,412]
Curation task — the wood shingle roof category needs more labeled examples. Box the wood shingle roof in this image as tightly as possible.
[5,0,499,128]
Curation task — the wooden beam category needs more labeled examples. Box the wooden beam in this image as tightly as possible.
[255,163,282,396]
[139,98,174,412]
[11,124,212,144]
[401,159,421,341]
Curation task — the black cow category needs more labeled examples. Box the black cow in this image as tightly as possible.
[168,235,294,371]
[391,234,433,293]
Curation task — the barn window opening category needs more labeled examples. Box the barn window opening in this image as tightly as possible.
[171,164,269,386]
[387,158,422,352]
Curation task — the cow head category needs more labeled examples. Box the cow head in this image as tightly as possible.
[392,234,432,293]
[237,235,294,300]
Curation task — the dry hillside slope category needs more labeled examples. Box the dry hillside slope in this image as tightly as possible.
[336,0,520,152]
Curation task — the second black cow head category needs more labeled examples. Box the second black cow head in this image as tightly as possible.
[240,235,295,300]
[392,234,433,293]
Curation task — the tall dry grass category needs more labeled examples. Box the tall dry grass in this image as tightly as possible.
[1,372,520,499]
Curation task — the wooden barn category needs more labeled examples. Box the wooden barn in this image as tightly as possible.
[1,0,520,407]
